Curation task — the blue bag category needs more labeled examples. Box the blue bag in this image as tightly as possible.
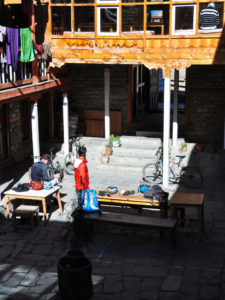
[139,184,149,193]
[43,181,52,190]
[80,190,101,212]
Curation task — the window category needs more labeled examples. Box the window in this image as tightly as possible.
[199,2,223,31]
[122,6,143,32]
[75,7,94,32]
[97,0,119,3]
[97,7,119,35]
[51,6,71,35]
[147,5,169,35]
[172,4,196,35]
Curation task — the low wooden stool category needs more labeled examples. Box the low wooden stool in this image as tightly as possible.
[170,193,204,239]
[13,205,39,228]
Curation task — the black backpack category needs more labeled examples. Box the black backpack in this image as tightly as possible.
[151,185,163,200]
[12,183,30,192]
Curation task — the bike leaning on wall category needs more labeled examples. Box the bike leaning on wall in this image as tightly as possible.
[64,136,83,175]
[31,147,64,181]
[142,147,203,189]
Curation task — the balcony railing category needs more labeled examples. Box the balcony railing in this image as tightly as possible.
[0,48,47,87]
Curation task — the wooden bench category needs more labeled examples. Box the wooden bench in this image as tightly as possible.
[84,211,177,245]
[13,205,39,228]
[170,193,204,239]
[97,192,168,218]
[4,186,63,223]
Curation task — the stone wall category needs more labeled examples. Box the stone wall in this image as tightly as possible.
[67,64,128,132]
[8,102,32,162]
[184,65,225,147]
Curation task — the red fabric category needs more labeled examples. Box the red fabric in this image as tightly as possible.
[74,157,89,191]
[29,180,44,190]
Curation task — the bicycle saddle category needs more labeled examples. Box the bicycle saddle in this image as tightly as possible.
[49,147,55,153]
[176,155,186,159]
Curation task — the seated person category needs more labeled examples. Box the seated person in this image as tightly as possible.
[30,154,61,190]
[199,3,219,30]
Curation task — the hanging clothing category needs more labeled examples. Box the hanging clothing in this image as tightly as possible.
[42,43,52,60]
[20,28,34,62]
[6,27,19,69]
[22,0,31,14]
[0,26,6,43]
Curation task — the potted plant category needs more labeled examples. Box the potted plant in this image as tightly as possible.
[196,144,204,152]
[109,134,121,147]
[104,141,113,155]
[208,145,216,153]
[181,141,187,152]
[101,152,110,163]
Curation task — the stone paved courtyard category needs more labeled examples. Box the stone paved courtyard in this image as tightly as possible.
[0,141,225,299]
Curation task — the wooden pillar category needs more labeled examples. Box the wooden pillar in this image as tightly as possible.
[30,0,39,84]
[62,92,69,156]
[163,69,171,188]
[104,67,110,139]
[49,91,54,138]
[172,69,179,147]
[31,99,40,162]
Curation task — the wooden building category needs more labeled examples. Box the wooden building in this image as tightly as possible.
[0,0,225,187]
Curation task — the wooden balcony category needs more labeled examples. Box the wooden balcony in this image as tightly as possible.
[48,0,225,69]
[50,30,225,69]
[0,48,48,90]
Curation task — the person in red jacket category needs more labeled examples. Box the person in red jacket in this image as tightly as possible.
[73,145,89,206]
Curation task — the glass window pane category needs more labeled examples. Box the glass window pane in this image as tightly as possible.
[51,0,71,3]
[75,0,94,3]
[100,8,117,32]
[199,2,223,29]
[51,7,71,35]
[175,6,194,30]
[147,5,169,35]
[122,6,143,32]
[122,0,143,3]
[74,7,94,32]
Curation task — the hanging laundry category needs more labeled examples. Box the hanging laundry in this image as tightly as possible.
[20,28,34,62]
[22,0,31,14]
[0,26,6,43]
[42,43,52,61]
[6,27,19,69]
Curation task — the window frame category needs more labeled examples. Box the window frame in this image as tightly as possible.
[172,4,196,35]
[97,6,119,35]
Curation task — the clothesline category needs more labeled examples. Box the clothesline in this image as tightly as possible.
[0,25,51,70]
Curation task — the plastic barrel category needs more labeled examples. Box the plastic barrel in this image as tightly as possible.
[57,251,93,300]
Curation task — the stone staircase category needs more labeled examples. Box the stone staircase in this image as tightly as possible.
[53,136,190,190]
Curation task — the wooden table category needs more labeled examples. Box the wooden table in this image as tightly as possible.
[97,192,168,218]
[4,186,63,222]
[170,193,204,238]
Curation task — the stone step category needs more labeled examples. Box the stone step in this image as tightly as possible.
[88,160,147,172]
[120,136,162,146]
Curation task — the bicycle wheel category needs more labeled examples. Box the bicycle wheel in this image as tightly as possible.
[54,161,64,181]
[142,163,162,184]
[180,167,203,189]
[47,166,55,179]
[64,152,75,175]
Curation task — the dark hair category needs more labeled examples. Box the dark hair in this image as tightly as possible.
[78,146,87,157]
[42,154,51,161]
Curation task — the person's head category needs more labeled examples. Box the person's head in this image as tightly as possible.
[207,2,215,9]
[78,146,87,158]
[42,154,51,164]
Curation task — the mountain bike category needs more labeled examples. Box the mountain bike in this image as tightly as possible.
[31,147,64,181]
[142,147,203,188]
[64,135,83,175]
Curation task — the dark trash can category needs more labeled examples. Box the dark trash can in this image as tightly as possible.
[57,250,93,300]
